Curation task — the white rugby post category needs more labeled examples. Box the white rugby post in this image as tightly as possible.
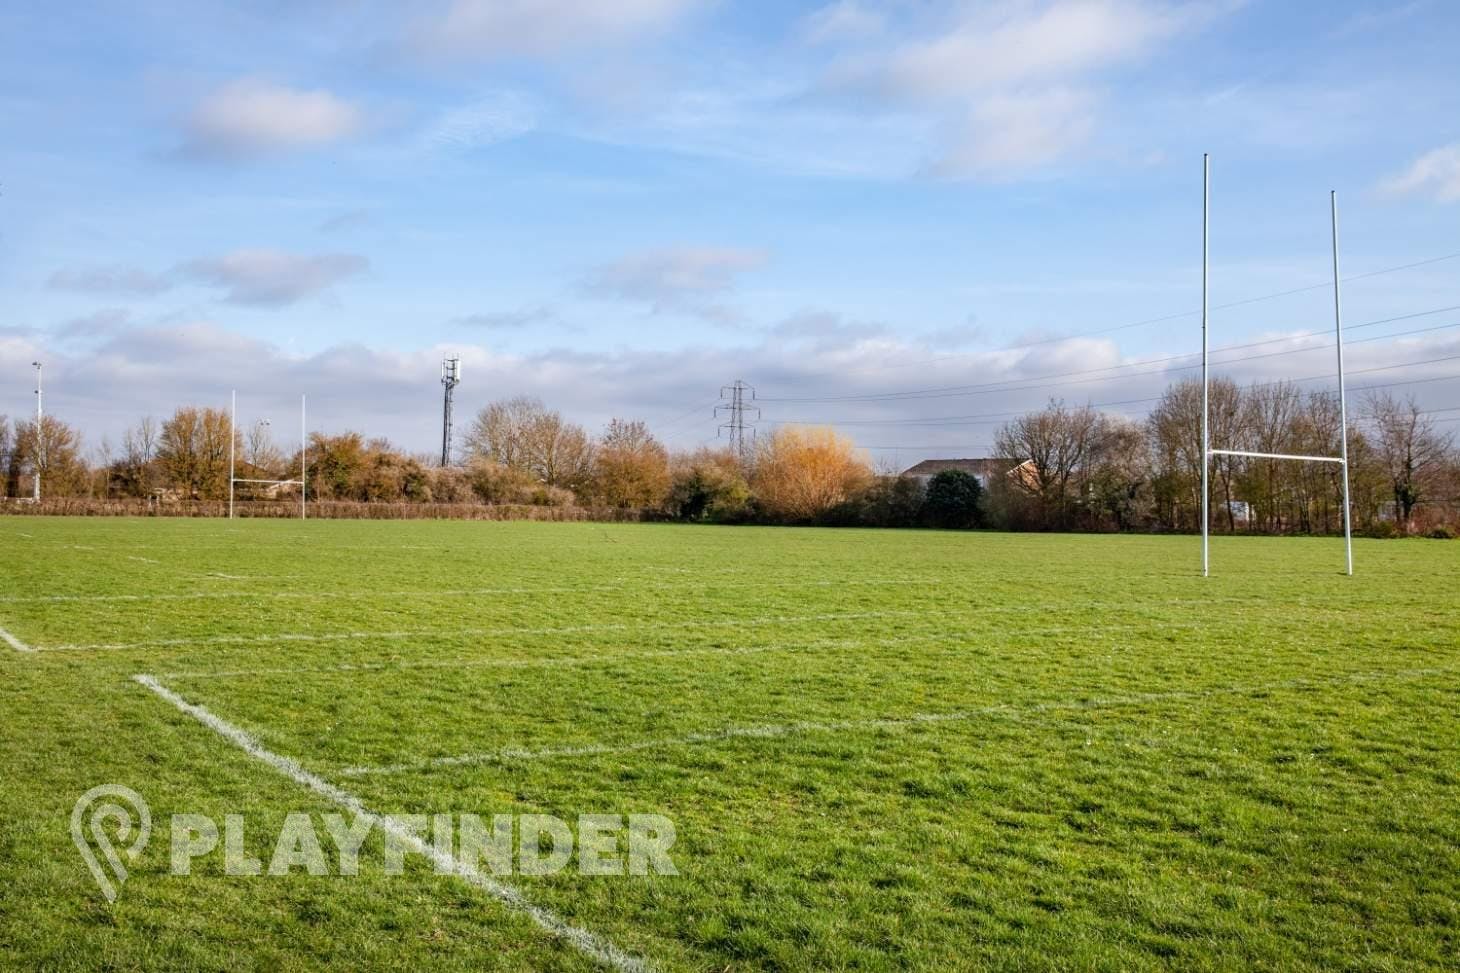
[228,390,308,521]
[1331,191,1354,575]
[1201,163,1354,575]
[1200,155,1210,577]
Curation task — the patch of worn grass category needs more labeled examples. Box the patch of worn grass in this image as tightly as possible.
[1,518,1457,970]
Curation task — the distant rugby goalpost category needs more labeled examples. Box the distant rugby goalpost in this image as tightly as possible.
[228,391,307,520]
[1200,154,1353,576]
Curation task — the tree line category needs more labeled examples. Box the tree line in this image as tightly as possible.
[2,381,1456,534]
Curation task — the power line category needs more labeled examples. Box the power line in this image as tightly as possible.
[853,249,1460,374]
[767,368,1460,429]
[766,305,1460,404]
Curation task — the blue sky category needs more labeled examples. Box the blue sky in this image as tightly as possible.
[2,0,1458,463]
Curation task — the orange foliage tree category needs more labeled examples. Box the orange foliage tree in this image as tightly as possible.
[752,425,872,521]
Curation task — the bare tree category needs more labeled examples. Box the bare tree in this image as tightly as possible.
[1146,378,1244,531]
[119,417,160,497]
[0,416,12,497]
[1366,392,1454,528]
[996,400,1102,527]
[244,420,283,476]
[464,396,593,492]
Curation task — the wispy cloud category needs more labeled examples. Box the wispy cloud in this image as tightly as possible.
[451,306,558,330]
[178,250,370,306]
[583,246,768,324]
[1380,143,1460,203]
[421,92,537,151]
[48,265,171,296]
[178,79,364,160]
[405,0,703,61]
[800,1,885,45]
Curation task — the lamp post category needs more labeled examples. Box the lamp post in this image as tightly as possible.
[31,361,42,501]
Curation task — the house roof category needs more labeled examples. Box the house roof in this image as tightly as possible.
[900,458,1022,478]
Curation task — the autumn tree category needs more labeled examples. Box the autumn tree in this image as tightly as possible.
[593,419,670,509]
[752,426,872,522]
[15,415,88,497]
[158,407,236,499]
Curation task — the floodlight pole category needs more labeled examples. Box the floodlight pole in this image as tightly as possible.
[1331,192,1353,575]
[229,389,237,520]
[1200,154,1210,577]
[31,361,42,502]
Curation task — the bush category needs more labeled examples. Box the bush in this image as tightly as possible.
[922,469,984,529]
[1427,524,1457,540]
[1364,521,1402,539]
[823,476,925,528]
[668,452,750,522]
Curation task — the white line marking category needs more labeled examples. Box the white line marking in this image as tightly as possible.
[126,555,161,565]
[39,609,933,653]
[0,577,927,605]
[132,675,651,973]
[341,666,1458,777]
[15,532,34,539]
[0,623,35,653]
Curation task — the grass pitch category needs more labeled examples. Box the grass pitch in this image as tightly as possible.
[1,518,1457,971]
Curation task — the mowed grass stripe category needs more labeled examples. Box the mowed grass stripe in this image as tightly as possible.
[337,665,1460,775]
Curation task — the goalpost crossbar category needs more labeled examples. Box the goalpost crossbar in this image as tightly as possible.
[229,391,308,521]
[1207,450,1345,464]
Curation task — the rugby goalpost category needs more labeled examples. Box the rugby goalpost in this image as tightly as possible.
[229,391,308,520]
[1200,154,1353,576]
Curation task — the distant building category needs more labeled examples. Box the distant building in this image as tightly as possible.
[899,458,1035,490]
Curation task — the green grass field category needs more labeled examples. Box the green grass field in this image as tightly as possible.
[1,518,1457,971]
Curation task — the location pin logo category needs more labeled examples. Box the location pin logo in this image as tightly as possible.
[71,785,151,902]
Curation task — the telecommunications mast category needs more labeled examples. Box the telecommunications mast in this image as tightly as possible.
[441,356,461,467]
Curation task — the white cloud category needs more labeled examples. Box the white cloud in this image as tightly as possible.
[800,1,885,45]
[179,79,364,160]
[822,0,1225,179]
[932,89,1098,178]
[178,250,370,307]
[1380,144,1460,203]
[407,0,701,60]
[48,265,171,296]
[583,246,767,323]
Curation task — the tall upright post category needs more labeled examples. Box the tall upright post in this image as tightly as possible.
[1200,154,1211,577]
[301,394,307,521]
[229,390,237,520]
[1331,191,1354,576]
[440,357,460,467]
[31,361,42,502]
